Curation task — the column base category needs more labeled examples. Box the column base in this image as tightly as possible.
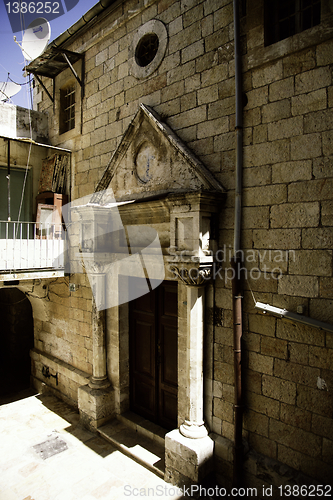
[88,376,110,390]
[78,384,114,431]
[180,420,209,439]
[165,429,214,488]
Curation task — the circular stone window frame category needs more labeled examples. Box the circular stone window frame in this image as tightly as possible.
[129,20,168,79]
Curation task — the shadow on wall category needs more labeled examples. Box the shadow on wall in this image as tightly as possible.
[0,287,34,396]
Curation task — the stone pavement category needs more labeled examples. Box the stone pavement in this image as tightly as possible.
[0,390,191,500]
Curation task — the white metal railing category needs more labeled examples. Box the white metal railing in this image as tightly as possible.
[0,220,66,272]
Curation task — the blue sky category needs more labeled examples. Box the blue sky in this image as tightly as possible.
[0,0,97,108]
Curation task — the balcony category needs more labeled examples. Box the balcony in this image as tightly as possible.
[0,103,71,282]
[0,220,66,281]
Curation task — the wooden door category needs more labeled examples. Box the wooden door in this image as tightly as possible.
[129,280,178,430]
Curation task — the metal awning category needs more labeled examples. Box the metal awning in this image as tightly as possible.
[0,135,71,152]
[23,0,123,103]
[25,48,84,103]
[25,47,83,79]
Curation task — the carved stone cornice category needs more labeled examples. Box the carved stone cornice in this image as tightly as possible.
[170,265,212,287]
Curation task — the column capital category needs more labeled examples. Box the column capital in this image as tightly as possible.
[170,265,212,287]
[80,254,108,276]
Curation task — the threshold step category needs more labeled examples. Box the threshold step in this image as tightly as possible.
[118,411,167,447]
[98,419,165,478]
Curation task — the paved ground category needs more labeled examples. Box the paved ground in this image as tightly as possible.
[0,389,187,500]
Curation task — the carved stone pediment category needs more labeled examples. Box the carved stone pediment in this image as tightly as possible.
[92,104,224,203]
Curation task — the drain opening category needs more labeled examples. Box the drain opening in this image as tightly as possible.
[33,435,68,460]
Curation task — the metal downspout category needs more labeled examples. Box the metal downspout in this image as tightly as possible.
[232,0,244,487]
[7,139,11,222]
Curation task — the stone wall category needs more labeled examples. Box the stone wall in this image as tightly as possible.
[0,101,48,142]
[212,0,333,489]
[29,275,93,406]
[33,0,333,489]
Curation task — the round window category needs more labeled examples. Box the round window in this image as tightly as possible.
[135,33,159,67]
[129,20,168,79]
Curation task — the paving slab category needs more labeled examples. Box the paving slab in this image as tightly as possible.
[98,419,165,477]
[0,390,191,500]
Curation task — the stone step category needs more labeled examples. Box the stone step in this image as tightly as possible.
[97,417,165,479]
[117,410,167,447]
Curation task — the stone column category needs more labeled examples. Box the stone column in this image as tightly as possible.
[89,272,110,389]
[165,266,214,487]
[78,270,114,430]
[179,284,208,439]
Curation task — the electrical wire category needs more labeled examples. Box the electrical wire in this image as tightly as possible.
[8,74,31,86]
[16,9,33,231]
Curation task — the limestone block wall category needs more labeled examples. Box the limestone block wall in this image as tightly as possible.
[35,0,240,199]
[211,0,333,489]
[32,0,333,489]
[29,275,93,405]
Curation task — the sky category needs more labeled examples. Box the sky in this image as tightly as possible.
[0,0,97,108]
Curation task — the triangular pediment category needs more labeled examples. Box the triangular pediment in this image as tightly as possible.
[93,104,225,203]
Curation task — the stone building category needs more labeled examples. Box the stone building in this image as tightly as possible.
[1,0,332,494]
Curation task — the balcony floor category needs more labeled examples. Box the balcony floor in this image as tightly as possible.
[0,269,65,282]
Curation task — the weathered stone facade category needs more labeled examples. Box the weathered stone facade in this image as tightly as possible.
[17,0,333,494]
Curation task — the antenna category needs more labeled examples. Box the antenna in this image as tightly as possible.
[15,18,51,61]
[0,81,21,101]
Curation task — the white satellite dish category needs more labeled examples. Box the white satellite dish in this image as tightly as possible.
[0,81,21,101]
[21,18,51,61]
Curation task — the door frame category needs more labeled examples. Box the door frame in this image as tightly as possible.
[106,273,188,429]
[105,192,220,433]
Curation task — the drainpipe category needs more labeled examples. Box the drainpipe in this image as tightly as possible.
[7,139,11,222]
[232,0,243,488]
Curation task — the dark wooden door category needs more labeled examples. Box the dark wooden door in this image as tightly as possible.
[129,280,178,430]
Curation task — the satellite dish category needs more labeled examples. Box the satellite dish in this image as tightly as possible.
[0,81,21,101]
[21,18,51,61]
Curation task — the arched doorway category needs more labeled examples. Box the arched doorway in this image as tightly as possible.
[0,288,34,396]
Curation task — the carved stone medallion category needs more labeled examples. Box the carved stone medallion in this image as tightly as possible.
[135,142,158,183]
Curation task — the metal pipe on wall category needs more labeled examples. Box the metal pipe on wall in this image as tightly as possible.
[232,0,244,487]
[7,139,11,222]
[233,0,243,255]
[231,256,243,487]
